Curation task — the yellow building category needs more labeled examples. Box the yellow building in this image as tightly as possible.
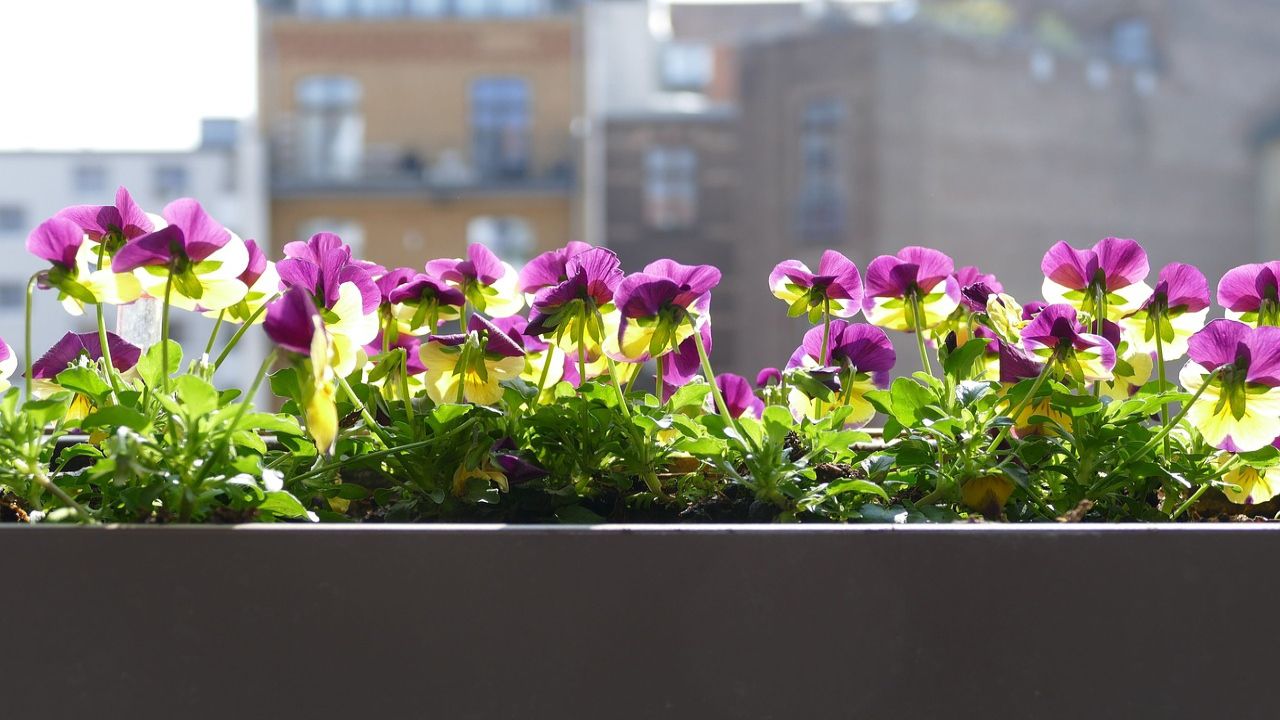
[257,0,581,270]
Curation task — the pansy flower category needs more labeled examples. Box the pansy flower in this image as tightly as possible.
[1040,237,1151,321]
[786,321,896,426]
[419,314,526,405]
[1216,261,1280,327]
[707,373,764,419]
[941,265,1004,343]
[756,367,781,388]
[56,186,156,255]
[656,325,712,401]
[265,287,339,455]
[1020,304,1116,382]
[518,241,594,296]
[0,337,16,393]
[1179,319,1280,452]
[277,233,380,377]
[426,243,524,318]
[525,247,624,353]
[769,249,864,321]
[1118,262,1210,360]
[452,439,548,496]
[28,216,142,315]
[1218,459,1280,506]
[386,271,465,337]
[491,315,565,390]
[30,331,141,421]
[112,199,250,312]
[862,247,961,332]
[613,260,720,361]
[212,238,281,324]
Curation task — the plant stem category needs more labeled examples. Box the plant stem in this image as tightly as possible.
[24,274,37,400]
[30,470,96,524]
[1171,483,1210,521]
[655,356,665,402]
[336,375,390,450]
[289,417,479,486]
[690,321,751,449]
[534,345,554,401]
[398,351,414,429]
[205,310,225,357]
[983,359,1055,458]
[190,350,277,490]
[909,293,934,377]
[1123,368,1218,467]
[213,294,277,371]
[1152,310,1170,458]
[93,245,120,398]
[820,297,831,366]
[160,270,174,394]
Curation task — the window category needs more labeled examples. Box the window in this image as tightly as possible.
[299,218,366,259]
[1111,17,1154,68]
[298,0,354,17]
[660,43,714,92]
[409,0,446,15]
[467,216,534,266]
[295,75,364,181]
[155,165,188,199]
[455,0,542,17]
[74,164,107,194]
[796,98,846,243]
[471,77,531,180]
[644,146,698,230]
[0,282,23,311]
[355,0,404,17]
[0,205,26,233]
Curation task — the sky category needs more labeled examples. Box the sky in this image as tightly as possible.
[0,0,258,151]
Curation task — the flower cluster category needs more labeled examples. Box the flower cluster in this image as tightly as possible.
[10,185,1280,525]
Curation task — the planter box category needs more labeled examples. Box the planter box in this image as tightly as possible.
[1,524,1274,719]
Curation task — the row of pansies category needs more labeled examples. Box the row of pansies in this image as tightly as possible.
[0,187,1277,523]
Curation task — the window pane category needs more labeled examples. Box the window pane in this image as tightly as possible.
[644,145,698,230]
[296,76,365,180]
[471,77,531,180]
[661,43,714,91]
[0,205,25,233]
[797,98,845,243]
[74,164,107,194]
[155,165,189,199]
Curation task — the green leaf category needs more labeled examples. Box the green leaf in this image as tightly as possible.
[827,479,890,503]
[761,405,794,443]
[555,505,605,524]
[137,340,182,388]
[259,491,313,520]
[81,405,151,432]
[55,367,111,402]
[668,382,711,411]
[174,375,219,417]
[942,338,990,380]
[886,377,934,426]
[23,396,70,425]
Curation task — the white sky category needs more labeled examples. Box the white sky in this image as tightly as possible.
[0,0,258,151]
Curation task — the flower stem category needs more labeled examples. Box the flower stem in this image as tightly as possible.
[1124,368,1218,467]
[1170,483,1210,521]
[819,297,831,366]
[336,374,391,450]
[93,244,118,392]
[690,321,748,446]
[160,270,175,394]
[909,293,934,377]
[655,355,665,402]
[534,345,554,401]
[190,349,277,489]
[984,359,1055,459]
[31,470,96,524]
[213,294,277,371]
[398,351,415,429]
[1152,310,1170,458]
[204,310,225,357]
[24,274,37,400]
[289,417,479,486]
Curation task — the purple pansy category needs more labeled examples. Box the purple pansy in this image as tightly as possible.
[1120,262,1211,359]
[518,241,594,295]
[1040,237,1151,320]
[709,373,765,419]
[27,217,85,270]
[386,272,466,335]
[278,233,380,315]
[756,367,782,388]
[30,331,141,379]
[491,438,548,485]
[1216,261,1280,327]
[56,186,154,249]
[112,198,232,271]
[0,336,14,390]
[525,247,624,343]
[613,260,720,360]
[769,249,864,320]
[1179,319,1280,452]
[425,243,524,317]
[786,320,895,426]
[1019,303,1116,381]
[862,246,962,331]
[264,286,324,357]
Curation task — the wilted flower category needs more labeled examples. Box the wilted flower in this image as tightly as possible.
[769,250,864,321]
[264,286,338,455]
[1179,319,1280,452]
[525,247,624,352]
[787,321,895,426]
[709,373,764,419]
[1118,262,1210,360]
[613,260,720,360]
[426,243,523,317]
[0,337,16,393]
[1020,304,1116,382]
[862,246,961,332]
[518,241,594,295]
[30,331,141,420]
[1040,237,1151,321]
[278,233,380,377]
[419,314,526,405]
[1216,261,1280,327]
[112,199,250,312]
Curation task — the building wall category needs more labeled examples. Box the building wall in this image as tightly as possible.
[259,11,581,266]
[735,3,1280,374]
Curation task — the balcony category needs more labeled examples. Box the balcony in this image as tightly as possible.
[268,138,575,198]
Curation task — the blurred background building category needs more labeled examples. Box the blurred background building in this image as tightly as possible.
[6,0,1280,380]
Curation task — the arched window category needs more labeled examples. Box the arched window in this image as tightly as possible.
[295,75,364,181]
[467,216,534,267]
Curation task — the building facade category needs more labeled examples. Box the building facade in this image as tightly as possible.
[0,120,266,380]
[258,0,582,272]
[728,0,1280,374]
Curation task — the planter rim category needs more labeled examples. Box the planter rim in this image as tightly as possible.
[2,522,1277,534]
